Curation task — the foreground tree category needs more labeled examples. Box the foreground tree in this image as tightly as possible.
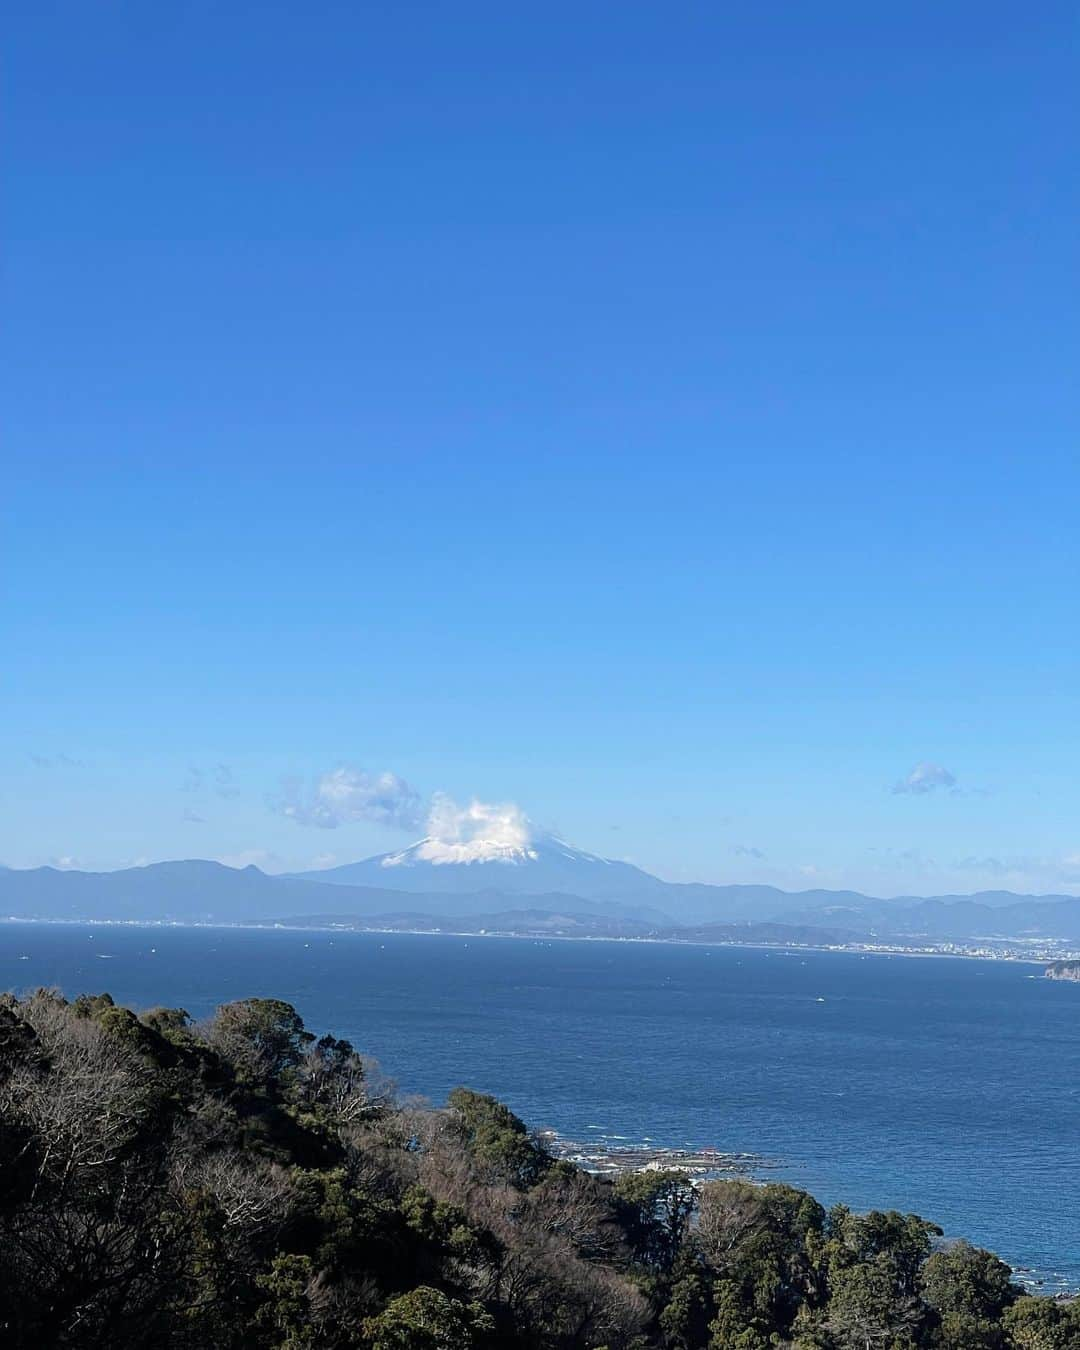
[363,1286,495,1349]
[0,988,1068,1350]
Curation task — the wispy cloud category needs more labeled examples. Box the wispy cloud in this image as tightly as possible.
[733,844,766,860]
[182,807,206,824]
[952,853,1080,887]
[953,855,1013,876]
[892,762,958,795]
[273,765,424,831]
[29,753,85,769]
[184,763,240,798]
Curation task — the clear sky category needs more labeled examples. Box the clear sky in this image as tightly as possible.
[4,3,1078,895]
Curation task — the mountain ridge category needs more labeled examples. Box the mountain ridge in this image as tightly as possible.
[290,837,669,900]
[1,854,1080,941]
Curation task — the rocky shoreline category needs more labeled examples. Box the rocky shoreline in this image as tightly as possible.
[540,1131,777,1179]
[539,1131,1078,1299]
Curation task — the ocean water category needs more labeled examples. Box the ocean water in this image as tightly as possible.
[3,925,1078,1291]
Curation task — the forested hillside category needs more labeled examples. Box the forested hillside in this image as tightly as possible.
[0,989,1074,1349]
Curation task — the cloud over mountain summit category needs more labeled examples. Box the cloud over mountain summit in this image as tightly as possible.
[273,768,536,866]
[393,794,536,865]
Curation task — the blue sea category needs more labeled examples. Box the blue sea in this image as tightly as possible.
[3,925,1077,1291]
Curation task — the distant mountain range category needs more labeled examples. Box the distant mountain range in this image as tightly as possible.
[0,862,660,925]
[2,838,1080,945]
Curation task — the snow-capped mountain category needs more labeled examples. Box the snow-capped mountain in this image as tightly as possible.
[291,835,672,900]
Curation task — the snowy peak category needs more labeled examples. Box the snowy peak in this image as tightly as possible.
[381,836,540,868]
[379,835,605,870]
[305,793,623,879]
[294,834,664,899]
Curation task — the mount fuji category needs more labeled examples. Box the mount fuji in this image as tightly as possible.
[290,835,672,902]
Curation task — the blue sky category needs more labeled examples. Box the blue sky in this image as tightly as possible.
[5,2,1078,894]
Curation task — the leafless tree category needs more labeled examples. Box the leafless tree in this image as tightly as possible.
[169,1149,294,1234]
[697,1179,770,1273]
[1,996,153,1205]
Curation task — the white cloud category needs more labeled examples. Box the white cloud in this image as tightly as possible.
[388,793,536,865]
[892,762,958,795]
[733,844,766,860]
[275,765,423,831]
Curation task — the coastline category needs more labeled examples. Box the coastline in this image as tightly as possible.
[0,914,1068,966]
[3,918,1077,1296]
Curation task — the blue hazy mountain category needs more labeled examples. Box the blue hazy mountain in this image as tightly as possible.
[291,840,1080,937]
[0,861,360,924]
[2,849,1080,940]
[0,860,668,925]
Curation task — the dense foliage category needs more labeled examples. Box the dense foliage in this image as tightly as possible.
[0,989,1075,1349]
